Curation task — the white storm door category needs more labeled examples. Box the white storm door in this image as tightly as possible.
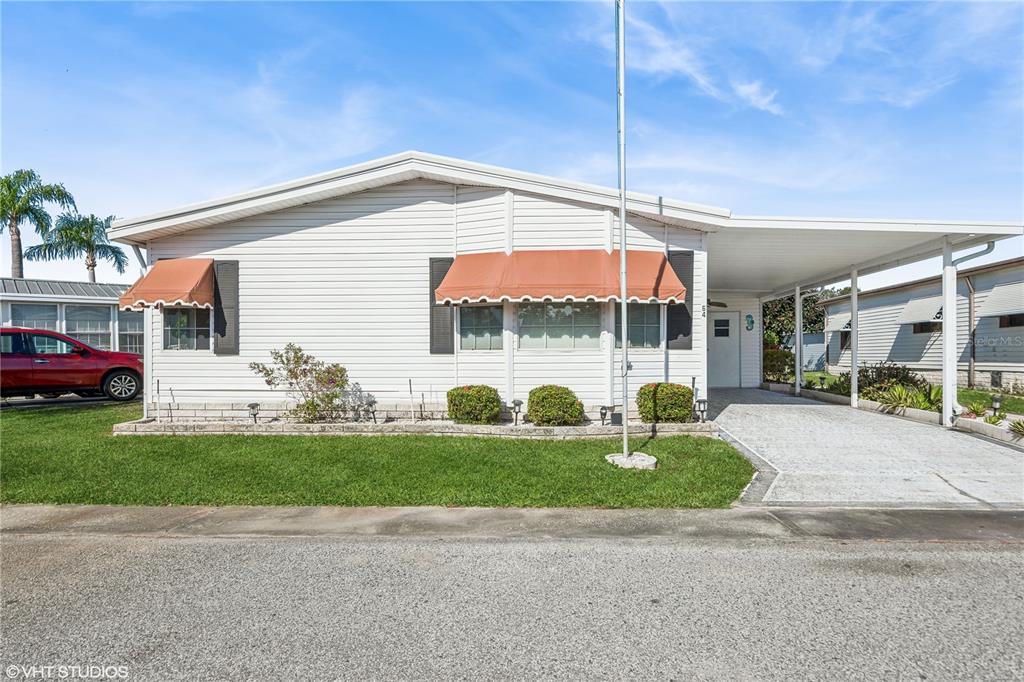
[708,311,740,387]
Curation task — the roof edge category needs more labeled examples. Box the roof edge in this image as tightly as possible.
[820,256,1024,307]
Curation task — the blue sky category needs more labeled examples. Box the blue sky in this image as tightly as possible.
[2,1,1022,287]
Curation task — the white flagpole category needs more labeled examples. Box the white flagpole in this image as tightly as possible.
[615,0,630,458]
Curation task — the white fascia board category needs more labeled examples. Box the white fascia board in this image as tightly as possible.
[760,233,1019,302]
[728,215,1023,235]
[109,151,730,245]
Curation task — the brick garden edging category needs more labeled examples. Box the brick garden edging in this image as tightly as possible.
[113,418,718,440]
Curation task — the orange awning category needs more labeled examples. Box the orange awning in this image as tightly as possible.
[435,250,686,304]
[119,258,216,311]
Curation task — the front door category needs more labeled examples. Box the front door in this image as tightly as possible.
[708,311,740,387]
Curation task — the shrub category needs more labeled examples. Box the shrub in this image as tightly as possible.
[636,383,693,423]
[763,349,795,382]
[964,400,991,418]
[859,361,925,390]
[447,385,503,424]
[1010,420,1024,438]
[249,344,353,423]
[983,412,1006,426]
[526,385,584,426]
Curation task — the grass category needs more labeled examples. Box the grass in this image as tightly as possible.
[0,403,754,509]
[802,371,840,389]
[957,388,1024,415]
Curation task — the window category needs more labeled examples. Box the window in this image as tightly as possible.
[163,308,210,350]
[912,321,941,334]
[1,332,28,355]
[615,303,661,348]
[459,305,502,350]
[999,314,1024,328]
[65,305,112,349]
[28,333,76,355]
[839,330,851,351]
[10,303,58,331]
[518,302,600,350]
[713,318,730,338]
[118,310,144,354]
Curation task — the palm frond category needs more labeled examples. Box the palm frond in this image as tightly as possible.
[94,243,129,274]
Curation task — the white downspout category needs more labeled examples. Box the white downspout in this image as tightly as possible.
[850,268,859,408]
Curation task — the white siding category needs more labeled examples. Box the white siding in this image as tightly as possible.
[512,192,606,251]
[144,181,711,412]
[147,180,457,404]
[706,291,762,389]
[824,280,971,371]
[971,268,1024,369]
[455,187,506,254]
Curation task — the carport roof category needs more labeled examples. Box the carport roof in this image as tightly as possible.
[0,277,127,301]
[107,151,1023,298]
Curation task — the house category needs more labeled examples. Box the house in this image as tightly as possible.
[821,257,1024,391]
[107,151,1022,425]
[0,278,143,353]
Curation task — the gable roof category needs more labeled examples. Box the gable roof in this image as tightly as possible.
[109,151,731,245]
[0,278,127,301]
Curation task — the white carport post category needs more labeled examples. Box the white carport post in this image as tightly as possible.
[850,268,859,408]
[794,285,803,395]
[941,239,957,427]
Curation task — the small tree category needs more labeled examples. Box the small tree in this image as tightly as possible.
[250,344,349,423]
[24,213,127,282]
[0,170,76,278]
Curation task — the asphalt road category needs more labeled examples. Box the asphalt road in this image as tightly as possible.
[2,532,1022,680]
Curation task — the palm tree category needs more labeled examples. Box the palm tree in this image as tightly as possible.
[24,213,128,282]
[0,170,76,278]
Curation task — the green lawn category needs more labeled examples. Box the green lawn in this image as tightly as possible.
[0,403,754,509]
[802,371,840,388]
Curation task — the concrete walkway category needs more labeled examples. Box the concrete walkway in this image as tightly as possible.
[711,389,1024,508]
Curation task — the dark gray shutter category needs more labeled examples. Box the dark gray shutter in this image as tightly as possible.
[429,257,455,354]
[213,260,239,356]
[666,250,694,350]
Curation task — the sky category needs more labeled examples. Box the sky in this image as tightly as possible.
[2,1,1022,289]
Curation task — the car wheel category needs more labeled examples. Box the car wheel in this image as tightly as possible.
[103,371,141,401]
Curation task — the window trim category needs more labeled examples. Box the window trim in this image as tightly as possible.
[161,307,214,352]
[516,301,603,352]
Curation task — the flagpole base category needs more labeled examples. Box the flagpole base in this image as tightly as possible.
[605,452,657,470]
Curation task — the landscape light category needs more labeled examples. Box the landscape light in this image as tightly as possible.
[991,394,1003,414]
[247,402,260,424]
[511,399,523,426]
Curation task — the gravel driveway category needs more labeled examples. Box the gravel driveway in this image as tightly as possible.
[711,389,1024,508]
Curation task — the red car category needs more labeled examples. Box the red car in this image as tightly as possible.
[1,327,143,401]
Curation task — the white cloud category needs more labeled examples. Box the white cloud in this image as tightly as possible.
[731,80,784,116]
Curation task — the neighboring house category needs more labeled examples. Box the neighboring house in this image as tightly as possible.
[106,152,1020,420]
[782,333,826,372]
[0,278,143,353]
[821,257,1024,391]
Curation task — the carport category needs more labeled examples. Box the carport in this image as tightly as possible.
[711,389,1023,508]
[703,215,1022,426]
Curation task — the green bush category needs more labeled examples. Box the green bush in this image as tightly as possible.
[447,385,503,424]
[526,385,584,426]
[249,343,349,423]
[763,349,795,382]
[636,383,693,423]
